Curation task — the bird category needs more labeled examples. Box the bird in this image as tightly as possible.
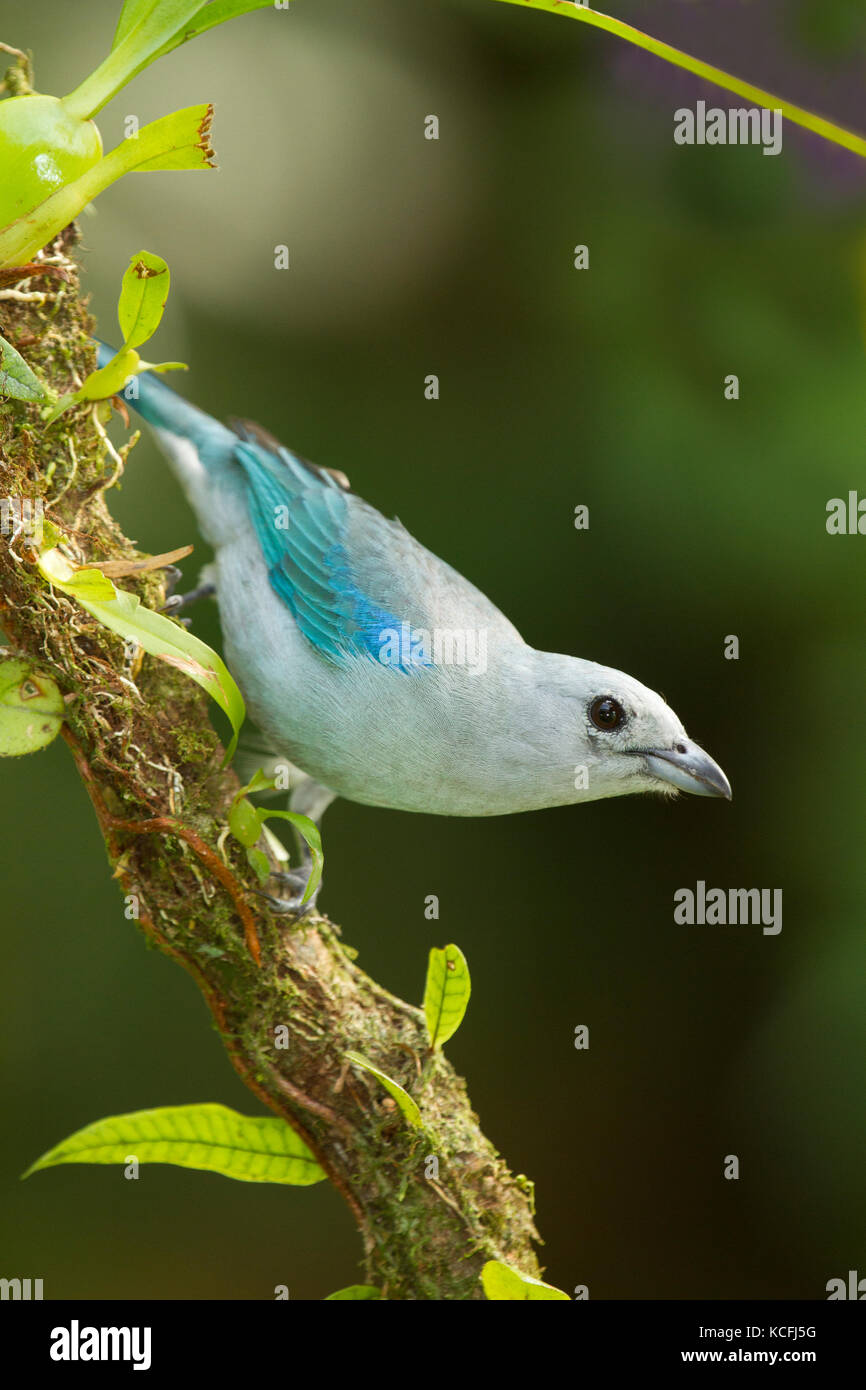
[97,343,731,907]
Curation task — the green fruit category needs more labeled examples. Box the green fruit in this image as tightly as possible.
[0,659,65,756]
[0,93,102,230]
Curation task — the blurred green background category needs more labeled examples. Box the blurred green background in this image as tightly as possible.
[2,0,865,1300]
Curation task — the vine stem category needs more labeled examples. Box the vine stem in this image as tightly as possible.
[496,0,866,159]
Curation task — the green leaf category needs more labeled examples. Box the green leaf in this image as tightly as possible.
[112,0,163,51]
[344,1052,423,1129]
[0,659,64,756]
[136,0,275,72]
[130,103,216,173]
[423,943,471,1049]
[229,794,263,848]
[259,809,323,905]
[481,1260,570,1302]
[239,768,278,797]
[167,0,274,43]
[118,250,171,349]
[246,846,271,885]
[135,358,187,374]
[37,547,245,761]
[42,391,81,426]
[45,347,187,425]
[0,105,216,270]
[23,1103,326,1186]
[63,1,209,119]
[325,1286,382,1301]
[53,566,118,602]
[0,331,48,402]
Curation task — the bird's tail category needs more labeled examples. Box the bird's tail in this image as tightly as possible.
[94,339,233,455]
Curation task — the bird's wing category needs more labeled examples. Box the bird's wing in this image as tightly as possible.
[229,418,523,668]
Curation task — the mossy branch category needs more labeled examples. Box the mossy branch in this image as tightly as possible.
[0,232,541,1300]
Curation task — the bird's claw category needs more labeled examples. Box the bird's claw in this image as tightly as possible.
[160,581,217,616]
[253,865,320,918]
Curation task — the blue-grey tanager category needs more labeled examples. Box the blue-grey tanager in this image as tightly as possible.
[98,345,730,902]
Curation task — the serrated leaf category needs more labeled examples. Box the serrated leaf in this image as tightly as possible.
[325,1286,382,1301]
[118,250,170,348]
[0,331,48,402]
[423,943,471,1049]
[345,1052,422,1129]
[23,1103,326,1186]
[0,106,217,269]
[481,1260,569,1301]
[0,659,64,756]
[131,103,216,172]
[38,547,245,761]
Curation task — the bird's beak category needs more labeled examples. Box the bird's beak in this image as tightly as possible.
[638,740,732,800]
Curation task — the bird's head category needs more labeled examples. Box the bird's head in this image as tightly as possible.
[568,658,731,804]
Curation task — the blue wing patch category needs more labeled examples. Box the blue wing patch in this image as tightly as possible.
[232,429,427,672]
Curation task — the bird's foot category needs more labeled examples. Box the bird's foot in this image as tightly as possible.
[253,865,320,918]
[161,581,217,616]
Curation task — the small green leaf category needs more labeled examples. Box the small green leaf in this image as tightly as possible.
[238,768,277,797]
[118,249,170,349]
[246,846,271,885]
[44,348,140,424]
[23,1103,326,1186]
[260,810,323,905]
[45,345,187,425]
[325,1286,382,1301]
[0,331,48,402]
[229,795,263,848]
[0,659,64,756]
[135,358,187,374]
[131,103,216,172]
[345,1052,423,1129]
[481,1260,569,1301]
[54,566,118,602]
[42,391,81,426]
[38,547,245,760]
[423,943,471,1049]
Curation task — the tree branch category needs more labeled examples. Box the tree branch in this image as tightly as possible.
[0,233,541,1299]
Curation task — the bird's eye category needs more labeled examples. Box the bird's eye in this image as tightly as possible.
[589,696,626,732]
